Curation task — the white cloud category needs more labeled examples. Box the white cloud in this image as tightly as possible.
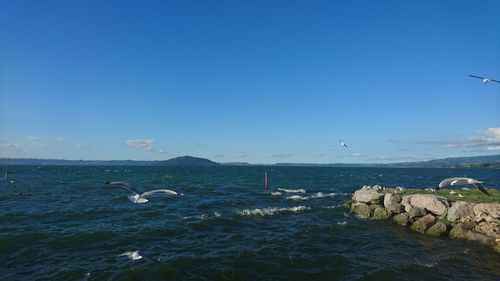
[0,143,28,152]
[125,139,166,153]
[26,136,41,140]
[443,127,500,151]
[350,153,367,157]
[56,137,65,141]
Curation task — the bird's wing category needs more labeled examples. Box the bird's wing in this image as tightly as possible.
[468,75,485,79]
[103,181,143,195]
[490,79,500,83]
[141,189,178,197]
[438,178,455,188]
[472,183,490,196]
[115,251,135,257]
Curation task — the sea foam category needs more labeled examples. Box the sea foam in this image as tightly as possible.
[236,206,310,217]
[277,188,306,193]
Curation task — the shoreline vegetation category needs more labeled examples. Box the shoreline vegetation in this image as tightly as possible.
[346,186,500,253]
[0,154,499,168]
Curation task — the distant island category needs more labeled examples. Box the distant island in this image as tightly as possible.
[157,156,218,166]
[0,154,498,168]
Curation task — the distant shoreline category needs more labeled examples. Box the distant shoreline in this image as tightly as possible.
[0,154,499,168]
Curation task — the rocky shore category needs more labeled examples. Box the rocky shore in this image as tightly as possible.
[346,185,500,253]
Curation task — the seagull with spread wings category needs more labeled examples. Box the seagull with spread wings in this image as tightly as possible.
[103,181,181,203]
[436,177,490,196]
[468,74,500,84]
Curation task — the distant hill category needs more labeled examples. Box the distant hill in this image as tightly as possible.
[0,158,155,166]
[387,154,500,168]
[0,154,498,168]
[157,156,218,166]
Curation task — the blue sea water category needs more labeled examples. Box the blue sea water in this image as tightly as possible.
[1,166,499,281]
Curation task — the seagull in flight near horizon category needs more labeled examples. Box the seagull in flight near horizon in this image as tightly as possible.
[436,177,489,196]
[468,74,500,84]
[103,181,181,203]
[340,140,348,148]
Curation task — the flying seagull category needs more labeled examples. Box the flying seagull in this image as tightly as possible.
[436,177,490,196]
[339,140,348,148]
[468,74,500,84]
[103,181,180,203]
[113,250,166,266]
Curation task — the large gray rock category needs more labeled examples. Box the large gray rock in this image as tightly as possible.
[465,230,495,246]
[352,189,383,204]
[410,214,436,233]
[449,223,468,239]
[474,222,500,239]
[448,201,475,222]
[473,203,500,219]
[370,204,384,211]
[373,207,391,219]
[401,195,412,212]
[408,207,426,219]
[393,213,409,226]
[426,222,448,236]
[408,195,449,216]
[351,202,371,218]
[384,194,402,213]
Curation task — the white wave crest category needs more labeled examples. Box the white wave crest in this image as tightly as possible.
[183,212,221,220]
[337,221,347,225]
[277,188,306,193]
[271,192,283,196]
[237,206,310,217]
[286,192,336,201]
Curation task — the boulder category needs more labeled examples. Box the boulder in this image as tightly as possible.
[449,223,469,239]
[494,244,500,254]
[343,200,353,210]
[408,207,427,219]
[351,202,371,218]
[426,222,448,236]
[474,203,500,219]
[474,222,500,239]
[384,194,402,213]
[393,213,409,226]
[373,207,391,219]
[465,230,495,246]
[352,189,383,204]
[401,195,412,212]
[370,204,384,211]
[410,214,436,233]
[447,201,475,222]
[408,195,449,216]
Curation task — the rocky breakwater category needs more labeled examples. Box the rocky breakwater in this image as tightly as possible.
[347,185,500,253]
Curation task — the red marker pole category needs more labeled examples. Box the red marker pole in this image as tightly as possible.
[264,172,268,189]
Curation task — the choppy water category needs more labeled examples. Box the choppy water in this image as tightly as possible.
[1,166,499,281]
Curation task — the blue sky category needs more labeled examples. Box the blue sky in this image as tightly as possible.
[1,0,499,163]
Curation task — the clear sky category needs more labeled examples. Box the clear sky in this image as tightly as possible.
[1,0,499,163]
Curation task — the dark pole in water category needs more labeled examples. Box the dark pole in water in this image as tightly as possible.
[264,172,268,189]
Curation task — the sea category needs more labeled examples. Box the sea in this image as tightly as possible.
[1,166,499,281]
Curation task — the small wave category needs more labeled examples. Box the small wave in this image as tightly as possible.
[277,188,306,193]
[271,192,283,196]
[286,192,336,201]
[236,206,310,217]
[183,212,221,220]
[337,221,347,225]
[325,204,342,209]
